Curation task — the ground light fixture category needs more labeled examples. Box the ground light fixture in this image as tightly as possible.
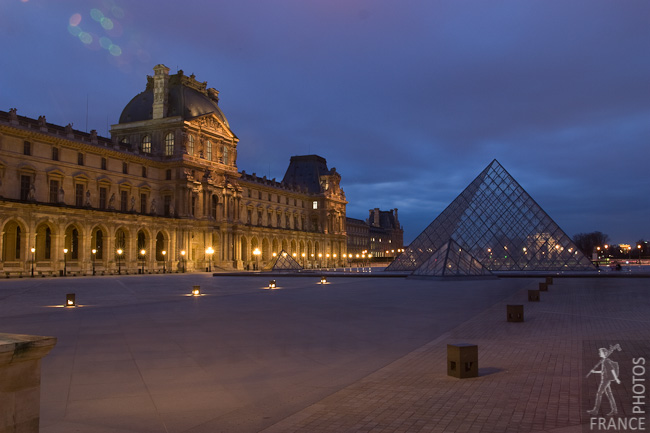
[320,276,327,284]
[65,293,76,307]
[269,280,276,289]
[192,285,201,296]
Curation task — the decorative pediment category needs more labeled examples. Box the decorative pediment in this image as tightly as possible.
[190,113,236,139]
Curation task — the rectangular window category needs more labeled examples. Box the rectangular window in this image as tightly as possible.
[77,152,84,166]
[122,162,128,174]
[140,193,147,214]
[142,166,147,178]
[52,147,59,161]
[75,184,84,207]
[120,190,128,212]
[313,201,318,209]
[20,175,31,200]
[99,187,107,210]
[164,195,171,216]
[49,180,59,204]
[23,141,31,156]
[101,157,107,170]
[166,169,171,180]
[191,196,196,216]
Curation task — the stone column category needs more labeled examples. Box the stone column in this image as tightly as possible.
[0,333,57,433]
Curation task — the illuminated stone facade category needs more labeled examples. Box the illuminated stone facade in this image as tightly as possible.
[0,65,346,275]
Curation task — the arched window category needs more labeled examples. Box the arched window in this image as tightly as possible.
[187,135,194,155]
[71,229,79,260]
[223,146,229,165]
[45,228,51,260]
[206,140,212,161]
[95,230,104,260]
[164,133,174,156]
[141,135,151,153]
[15,226,21,260]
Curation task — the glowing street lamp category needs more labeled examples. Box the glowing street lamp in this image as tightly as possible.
[253,248,261,271]
[140,249,146,274]
[205,247,214,272]
[117,248,123,274]
[638,244,643,264]
[30,247,35,277]
[301,252,306,268]
[162,250,166,273]
[63,248,68,276]
[181,250,186,273]
[91,248,97,276]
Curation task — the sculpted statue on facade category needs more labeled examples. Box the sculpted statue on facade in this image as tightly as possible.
[85,190,91,206]
[108,193,116,210]
[58,187,65,203]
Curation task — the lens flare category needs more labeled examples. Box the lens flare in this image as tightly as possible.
[79,32,93,44]
[69,13,82,27]
[111,6,124,19]
[90,8,104,22]
[109,45,122,56]
[99,36,112,49]
[100,17,114,30]
[68,25,82,37]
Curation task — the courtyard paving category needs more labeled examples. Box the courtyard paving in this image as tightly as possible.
[0,273,647,432]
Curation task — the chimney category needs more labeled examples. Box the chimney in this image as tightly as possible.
[152,64,170,119]
[393,208,399,227]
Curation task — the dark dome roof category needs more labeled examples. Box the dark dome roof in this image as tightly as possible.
[118,72,230,127]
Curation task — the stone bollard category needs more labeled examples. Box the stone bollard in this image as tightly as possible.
[507,304,524,322]
[0,333,57,433]
[539,282,548,291]
[528,290,540,302]
[546,276,553,285]
[447,343,478,378]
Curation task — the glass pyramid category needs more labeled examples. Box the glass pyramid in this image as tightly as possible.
[412,239,494,277]
[387,160,595,273]
[263,250,304,271]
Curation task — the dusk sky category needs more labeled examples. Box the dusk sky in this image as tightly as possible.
[2,0,649,244]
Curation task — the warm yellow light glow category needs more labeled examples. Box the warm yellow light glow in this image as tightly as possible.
[117,248,123,255]
[320,276,327,284]
[272,252,277,257]
[368,254,372,258]
[292,253,297,257]
[333,254,336,258]
[63,248,68,254]
[140,249,146,256]
[302,253,306,257]
[356,254,359,258]
[318,253,322,258]
[326,253,330,258]
[31,247,35,253]
[604,245,609,249]
[206,247,214,255]
[162,250,166,256]
[253,248,261,256]
[92,248,97,254]
[269,280,276,289]
[181,250,186,256]
[192,286,201,296]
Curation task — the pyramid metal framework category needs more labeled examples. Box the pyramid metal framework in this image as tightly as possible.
[387,160,595,273]
[262,250,304,271]
[412,239,494,277]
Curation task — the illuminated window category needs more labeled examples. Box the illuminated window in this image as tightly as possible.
[187,135,194,155]
[164,132,174,156]
[312,201,318,209]
[223,146,229,165]
[206,140,212,160]
[141,135,151,153]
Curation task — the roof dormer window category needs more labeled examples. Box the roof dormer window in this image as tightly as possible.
[141,135,151,154]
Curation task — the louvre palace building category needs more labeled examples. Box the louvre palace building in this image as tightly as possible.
[0,65,347,275]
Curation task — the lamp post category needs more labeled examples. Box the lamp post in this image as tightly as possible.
[140,249,146,274]
[253,248,260,271]
[205,247,214,272]
[638,244,643,264]
[162,250,166,273]
[30,247,35,277]
[117,248,123,274]
[318,253,322,268]
[181,250,186,273]
[91,248,96,276]
[63,248,68,276]
[301,252,305,268]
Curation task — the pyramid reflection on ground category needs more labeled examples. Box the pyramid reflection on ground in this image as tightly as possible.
[387,160,594,274]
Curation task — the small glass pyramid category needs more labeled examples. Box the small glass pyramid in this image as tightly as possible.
[387,160,594,273]
[263,250,304,271]
[412,239,493,277]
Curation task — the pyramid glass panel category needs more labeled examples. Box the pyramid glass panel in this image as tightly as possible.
[412,239,493,277]
[262,250,303,271]
[387,160,595,273]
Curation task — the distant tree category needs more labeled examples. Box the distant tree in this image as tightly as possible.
[572,231,611,257]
